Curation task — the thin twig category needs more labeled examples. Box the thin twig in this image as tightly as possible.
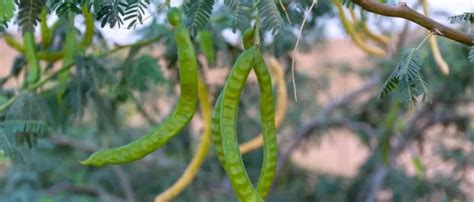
[97,35,163,57]
[279,0,292,24]
[356,96,471,202]
[49,135,98,152]
[129,92,158,125]
[283,74,378,160]
[111,166,136,202]
[0,94,18,113]
[49,135,136,202]
[291,0,317,102]
[46,182,125,202]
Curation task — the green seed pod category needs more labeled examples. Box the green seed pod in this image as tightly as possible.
[242,27,256,49]
[253,51,277,198]
[198,30,216,65]
[211,47,277,201]
[81,19,198,167]
[23,31,40,86]
[167,7,182,26]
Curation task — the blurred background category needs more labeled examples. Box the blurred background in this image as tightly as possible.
[0,0,473,201]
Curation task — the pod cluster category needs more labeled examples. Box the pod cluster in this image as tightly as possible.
[81,8,278,202]
[211,27,277,201]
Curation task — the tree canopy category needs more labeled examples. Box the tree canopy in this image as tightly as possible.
[0,0,473,201]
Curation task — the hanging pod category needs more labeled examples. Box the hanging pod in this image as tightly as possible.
[155,78,213,202]
[81,8,198,166]
[240,56,287,154]
[211,46,277,201]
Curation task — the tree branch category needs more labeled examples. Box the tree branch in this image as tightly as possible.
[271,74,380,191]
[356,101,471,202]
[351,0,474,46]
[111,166,136,202]
[281,74,379,163]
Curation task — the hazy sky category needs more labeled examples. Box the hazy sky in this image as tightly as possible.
[5,1,473,44]
[100,0,473,44]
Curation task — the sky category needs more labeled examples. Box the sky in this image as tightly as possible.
[102,0,474,44]
[5,0,474,44]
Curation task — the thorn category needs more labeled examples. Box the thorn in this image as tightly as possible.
[432,28,443,36]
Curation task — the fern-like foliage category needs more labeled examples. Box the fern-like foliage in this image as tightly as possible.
[126,54,164,91]
[97,0,127,28]
[469,46,474,63]
[3,93,51,148]
[54,1,83,16]
[2,120,48,148]
[448,13,473,63]
[379,77,399,99]
[183,0,215,34]
[257,0,284,34]
[5,92,51,120]
[123,0,150,29]
[0,128,23,163]
[448,12,474,24]
[17,0,45,33]
[379,48,431,105]
[224,0,253,31]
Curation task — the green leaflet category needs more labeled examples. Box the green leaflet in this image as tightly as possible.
[183,0,214,34]
[17,0,44,33]
[123,0,150,29]
[0,0,15,22]
[379,48,430,105]
[448,12,474,24]
[257,0,284,34]
[223,0,252,31]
